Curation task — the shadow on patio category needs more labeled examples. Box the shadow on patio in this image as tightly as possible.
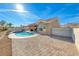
[49,34,74,43]
[37,32,74,43]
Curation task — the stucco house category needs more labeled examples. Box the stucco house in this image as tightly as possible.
[37,18,60,35]
[36,18,79,38]
[36,18,77,40]
[36,18,74,41]
[36,18,73,38]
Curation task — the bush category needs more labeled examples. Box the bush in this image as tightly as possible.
[0,27,8,32]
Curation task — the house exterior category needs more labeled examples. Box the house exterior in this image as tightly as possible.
[28,24,37,31]
[37,18,60,35]
[23,24,37,31]
[36,18,79,38]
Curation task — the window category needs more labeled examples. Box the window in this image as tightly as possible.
[38,24,46,31]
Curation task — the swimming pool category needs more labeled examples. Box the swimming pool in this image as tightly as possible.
[15,31,34,37]
[8,31,38,39]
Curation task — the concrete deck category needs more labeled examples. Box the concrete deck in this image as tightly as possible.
[0,31,79,56]
[0,33,12,56]
[12,35,79,56]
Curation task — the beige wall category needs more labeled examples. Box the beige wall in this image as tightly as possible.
[37,19,59,35]
[73,28,79,51]
[52,28,73,37]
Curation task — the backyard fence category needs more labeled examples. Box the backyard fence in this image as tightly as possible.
[52,28,73,37]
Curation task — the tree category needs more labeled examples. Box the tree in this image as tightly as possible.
[7,23,13,27]
[0,20,6,26]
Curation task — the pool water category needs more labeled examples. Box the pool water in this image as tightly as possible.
[15,31,34,37]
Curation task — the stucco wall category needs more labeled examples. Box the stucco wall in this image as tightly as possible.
[37,19,60,35]
[52,28,79,52]
[73,28,79,51]
[52,28,72,37]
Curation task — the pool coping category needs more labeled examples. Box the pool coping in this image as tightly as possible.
[8,31,38,39]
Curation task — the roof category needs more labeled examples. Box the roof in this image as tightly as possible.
[47,17,59,22]
[63,23,79,28]
[38,17,59,23]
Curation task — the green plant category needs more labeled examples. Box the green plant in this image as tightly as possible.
[7,23,13,27]
[0,20,6,26]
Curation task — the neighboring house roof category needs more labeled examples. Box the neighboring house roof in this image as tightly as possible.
[29,24,37,30]
[63,23,79,28]
[24,24,37,30]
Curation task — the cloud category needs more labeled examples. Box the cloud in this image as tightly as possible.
[12,10,29,12]
[17,11,41,22]
[0,9,40,19]
[0,9,41,25]
[0,9,29,12]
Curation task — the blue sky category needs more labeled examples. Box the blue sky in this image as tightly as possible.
[0,3,79,26]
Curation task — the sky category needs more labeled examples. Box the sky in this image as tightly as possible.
[0,3,79,26]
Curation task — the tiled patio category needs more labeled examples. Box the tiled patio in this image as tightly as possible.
[12,34,79,56]
[0,31,79,56]
[0,34,12,56]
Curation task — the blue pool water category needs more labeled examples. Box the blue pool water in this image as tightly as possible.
[15,31,34,37]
